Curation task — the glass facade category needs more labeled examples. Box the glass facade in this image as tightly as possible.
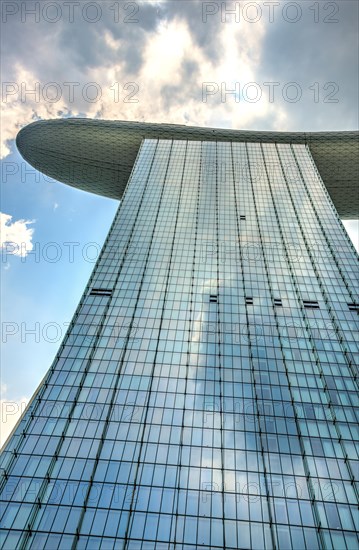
[1,138,358,549]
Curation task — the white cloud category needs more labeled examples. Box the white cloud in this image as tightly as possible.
[1,0,357,159]
[0,212,35,257]
[1,14,289,158]
[84,16,287,131]
[1,64,79,158]
[342,220,359,252]
[0,384,29,450]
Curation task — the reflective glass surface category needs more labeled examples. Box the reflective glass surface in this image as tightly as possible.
[0,139,358,549]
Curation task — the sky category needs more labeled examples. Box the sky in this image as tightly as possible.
[1,0,358,447]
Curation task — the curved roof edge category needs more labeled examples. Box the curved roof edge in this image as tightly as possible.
[16,118,358,218]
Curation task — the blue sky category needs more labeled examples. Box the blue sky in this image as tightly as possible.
[1,0,358,445]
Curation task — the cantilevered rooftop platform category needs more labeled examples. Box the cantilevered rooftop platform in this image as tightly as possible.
[16,119,358,218]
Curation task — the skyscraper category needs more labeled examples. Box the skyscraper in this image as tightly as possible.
[1,119,358,549]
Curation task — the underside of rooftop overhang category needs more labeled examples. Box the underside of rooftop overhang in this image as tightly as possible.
[16,119,358,218]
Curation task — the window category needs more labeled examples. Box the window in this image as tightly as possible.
[209,295,218,303]
[274,298,282,307]
[303,300,319,309]
[89,288,113,297]
[347,303,359,313]
[245,297,253,305]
